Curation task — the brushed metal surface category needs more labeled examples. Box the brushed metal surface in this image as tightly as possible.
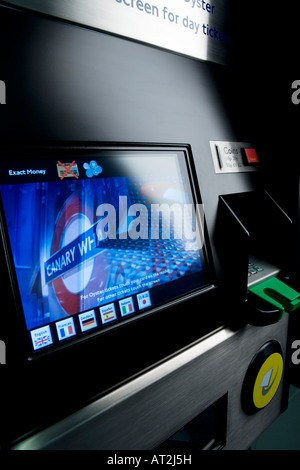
[13,316,289,450]
[1,0,232,65]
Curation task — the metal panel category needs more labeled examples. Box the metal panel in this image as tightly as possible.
[13,315,289,450]
[210,141,259,174]
[1,0,232,65]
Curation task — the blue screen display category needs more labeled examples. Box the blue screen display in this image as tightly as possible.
[0,150,208,353]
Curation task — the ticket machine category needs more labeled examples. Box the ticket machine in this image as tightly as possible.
[0,1,298,450]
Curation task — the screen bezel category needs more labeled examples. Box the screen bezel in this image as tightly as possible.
[0,144,215,360]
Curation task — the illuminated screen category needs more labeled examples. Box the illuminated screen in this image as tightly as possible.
[0,148,210,354]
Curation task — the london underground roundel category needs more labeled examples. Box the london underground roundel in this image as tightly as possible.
[50,192,109,315]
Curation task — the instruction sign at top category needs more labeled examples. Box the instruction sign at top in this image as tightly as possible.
[4,0,232,65]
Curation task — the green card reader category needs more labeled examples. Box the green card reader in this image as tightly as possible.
[247,257,300,325]
[249,276,300,315]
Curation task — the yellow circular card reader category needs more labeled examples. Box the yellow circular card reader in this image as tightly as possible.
[241,341,284,414]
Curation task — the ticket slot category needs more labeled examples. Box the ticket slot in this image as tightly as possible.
[214,190,294,326]
[156,394,227,451]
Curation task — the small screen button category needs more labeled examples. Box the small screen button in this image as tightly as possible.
[79,310,97,332]
[100,303,117,324]
[119,297,135,317]
[56,317,76,341]
[31,325,53,351]
[137,291,151,310]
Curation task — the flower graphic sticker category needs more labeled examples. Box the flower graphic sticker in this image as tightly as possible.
[83,160,102,178]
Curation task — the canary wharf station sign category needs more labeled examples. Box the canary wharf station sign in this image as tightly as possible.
[2,0,232,65]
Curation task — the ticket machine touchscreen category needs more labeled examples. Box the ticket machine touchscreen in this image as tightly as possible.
[0,147,211,356]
